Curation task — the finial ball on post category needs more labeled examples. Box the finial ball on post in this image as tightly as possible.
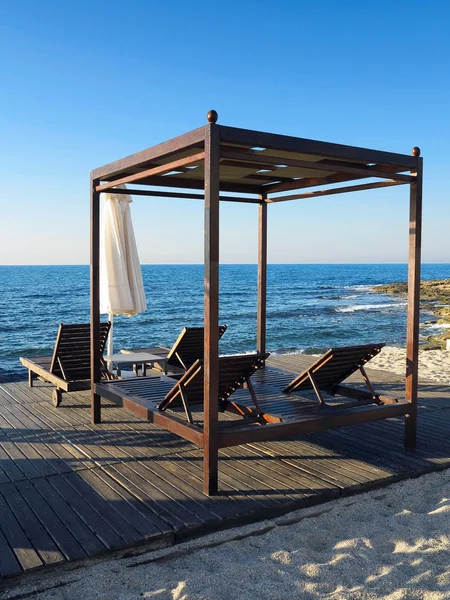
[412,146,421,157]
[207,110,218,124]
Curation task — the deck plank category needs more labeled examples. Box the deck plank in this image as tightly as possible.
[0,490,44,574]
[0,482,65,567]
[13,480,86,562]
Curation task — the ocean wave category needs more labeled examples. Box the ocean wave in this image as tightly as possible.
[423,323,450,330]
[343,285,374,292]
[270,348,304,356]
[336,302,407,313]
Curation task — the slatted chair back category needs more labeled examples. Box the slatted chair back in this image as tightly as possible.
[50,322,111,382]
[159,352,268,412]
[283,343,385,394]
[166,325,227,371]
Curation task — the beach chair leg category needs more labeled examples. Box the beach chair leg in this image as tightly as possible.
[28,370,34,387]
[404,413,417,448]
[307,371,325,405]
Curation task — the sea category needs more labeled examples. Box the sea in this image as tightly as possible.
[0,264,449,382]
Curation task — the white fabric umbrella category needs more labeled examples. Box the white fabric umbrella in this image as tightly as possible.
[100,185,147,355]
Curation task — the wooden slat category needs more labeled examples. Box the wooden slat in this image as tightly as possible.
[0,489,44,572]
[219,125,417,169]
[96,151,205,192]
[267,180,408,203]
[14,480,86,561]
[31,477,107,556]
[101,188,261,204]
[220,150,414,183]
[262,162,405,195]
[0,482,65,567]
[46,474,123,550]
[0,524,21,578]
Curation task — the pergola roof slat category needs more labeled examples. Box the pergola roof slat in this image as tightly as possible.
[219,125,417,169]
[220,149,414,183]
[96,151,205,192]
[264,162,414,195]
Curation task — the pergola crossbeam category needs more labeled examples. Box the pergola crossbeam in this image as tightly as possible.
[267,179,408,203]
[100,187,260,204]
[106,175,262,194]
[91,126,206,180]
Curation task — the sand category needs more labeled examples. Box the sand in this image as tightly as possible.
[4,468,450,600]
[3,348,450,600]
[369,346,450,385]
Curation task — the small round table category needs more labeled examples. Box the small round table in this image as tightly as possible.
[103,352,168,377]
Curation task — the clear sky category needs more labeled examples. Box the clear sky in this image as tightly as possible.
[1,0,449,265]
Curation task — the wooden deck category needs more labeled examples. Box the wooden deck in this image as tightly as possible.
[1,353,450,581]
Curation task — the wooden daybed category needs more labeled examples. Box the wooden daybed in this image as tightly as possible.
[89,111,423,495]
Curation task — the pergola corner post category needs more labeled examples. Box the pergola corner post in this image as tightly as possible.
[405,149,423,448]
[203,113,220,495]
[90,176,102,423]
[257,194,268,361]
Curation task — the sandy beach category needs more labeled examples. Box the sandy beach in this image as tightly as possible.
[369,346,450,385]
[2,347,450,600]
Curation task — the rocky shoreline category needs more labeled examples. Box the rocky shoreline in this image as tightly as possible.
[374,279,450,349]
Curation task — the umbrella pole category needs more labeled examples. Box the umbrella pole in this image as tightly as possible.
[108,313,114,356]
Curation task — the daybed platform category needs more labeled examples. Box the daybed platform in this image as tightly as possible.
[95,360,410,450]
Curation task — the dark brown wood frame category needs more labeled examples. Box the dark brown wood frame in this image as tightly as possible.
[90,111,423,496]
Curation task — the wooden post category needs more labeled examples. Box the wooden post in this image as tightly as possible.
[405,147,423,448]
[257,195,267,359]
[90,176,101,423]
[203,110,220,495]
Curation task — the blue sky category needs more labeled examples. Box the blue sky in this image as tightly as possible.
[0,0,448,264]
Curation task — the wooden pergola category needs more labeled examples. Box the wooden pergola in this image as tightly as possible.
[90,110,423,495]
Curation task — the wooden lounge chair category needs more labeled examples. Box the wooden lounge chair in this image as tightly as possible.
[158,352,269,424]
[283,343,398,406]
[166,325,227,371]
[124,325,227,374]
[20,322,111,407]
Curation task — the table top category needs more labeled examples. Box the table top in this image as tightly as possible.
[104,352,163,363]
[121,346,170,357]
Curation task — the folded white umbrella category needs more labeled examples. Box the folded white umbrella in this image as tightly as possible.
[100,185,147,355]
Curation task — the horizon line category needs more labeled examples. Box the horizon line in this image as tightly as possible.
[0,262,449,267]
